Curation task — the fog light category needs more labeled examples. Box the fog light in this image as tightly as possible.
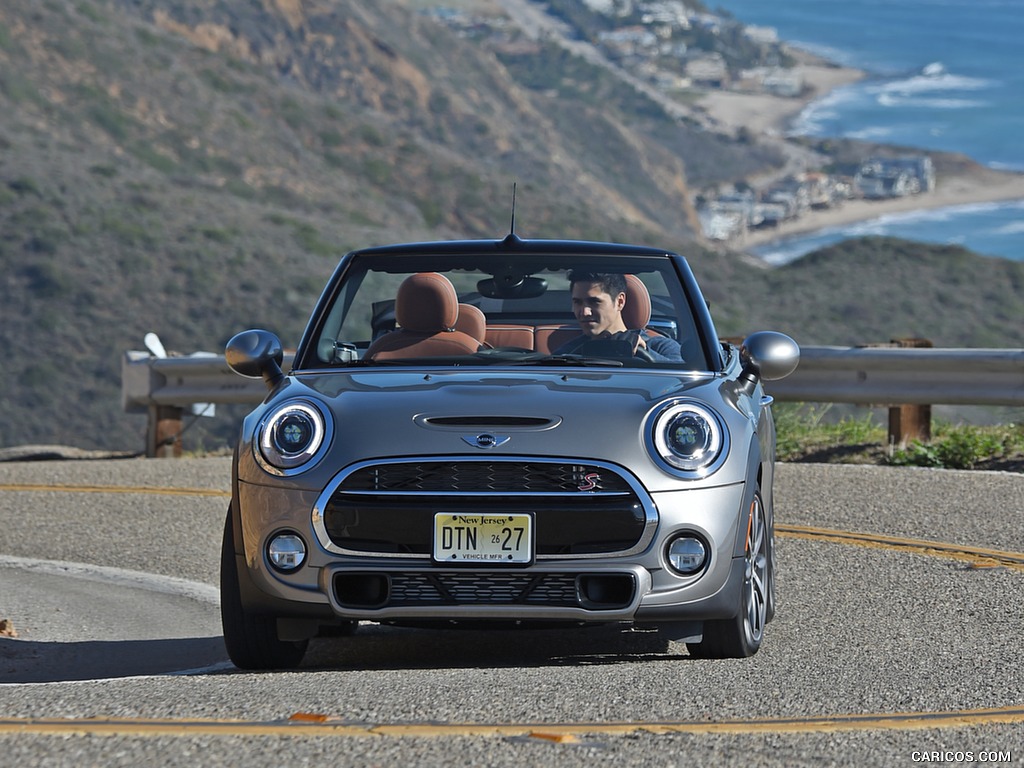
[268,533,306,572]
[667,536,707,575]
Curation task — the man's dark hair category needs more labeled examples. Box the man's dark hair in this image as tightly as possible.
[566,270,626,298]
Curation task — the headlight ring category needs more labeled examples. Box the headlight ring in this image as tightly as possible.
[256,399,331,475]
[649,401,728,478]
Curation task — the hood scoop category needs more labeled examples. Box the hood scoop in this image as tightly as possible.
[417,415,559,431]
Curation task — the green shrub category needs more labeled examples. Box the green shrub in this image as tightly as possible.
[22,262,70,298]
[9,177,41,196]
[888,425,1021,470]
[773,403,883,462]
[775,403,1022,471]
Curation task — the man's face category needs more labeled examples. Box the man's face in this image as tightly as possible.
[571,281,626,338]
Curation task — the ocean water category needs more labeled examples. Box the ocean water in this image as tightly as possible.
[709,0,1024,264]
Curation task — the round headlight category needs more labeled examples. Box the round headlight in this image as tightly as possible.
[257,400,329,473]
[651,402,727,477]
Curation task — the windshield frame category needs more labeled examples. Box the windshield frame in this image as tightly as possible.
[292,239,722,373]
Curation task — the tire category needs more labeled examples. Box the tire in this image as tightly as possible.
[687,489,771,659]
[220,507,308,670]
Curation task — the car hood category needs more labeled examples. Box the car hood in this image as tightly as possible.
[241,369,755,491]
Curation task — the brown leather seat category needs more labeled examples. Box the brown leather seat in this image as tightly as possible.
[534,325,578,355]
[365,273,481,360]
[485,324,535,350]
[455,303,488,346]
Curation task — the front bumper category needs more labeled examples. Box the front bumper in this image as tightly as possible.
[234,462,751,626]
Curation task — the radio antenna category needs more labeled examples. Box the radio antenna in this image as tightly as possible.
[509,182,517,236]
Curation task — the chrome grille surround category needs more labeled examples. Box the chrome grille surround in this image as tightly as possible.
[311,456,658,560]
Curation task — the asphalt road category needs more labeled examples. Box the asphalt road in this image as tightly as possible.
[0,458,1021,767]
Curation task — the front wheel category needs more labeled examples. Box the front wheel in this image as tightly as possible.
[220,507,308,670]
[687,490,771,659]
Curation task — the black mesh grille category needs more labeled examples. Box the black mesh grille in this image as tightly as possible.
[388,572,579,606]
[332,571,635,610]
[341,461,631,493]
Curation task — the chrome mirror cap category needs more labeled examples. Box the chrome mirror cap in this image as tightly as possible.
[741,331,800,382]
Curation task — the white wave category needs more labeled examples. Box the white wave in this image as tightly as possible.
[993,221,1024,236]
[867,69,992,98]
[877,92,987,109]
[751,199,1024,265]
[788,85,867,134]
[846,125,896,141]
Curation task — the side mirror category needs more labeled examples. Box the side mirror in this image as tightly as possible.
[226,329,285,390]
[741,331,800,382]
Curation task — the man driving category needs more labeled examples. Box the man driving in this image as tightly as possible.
[555,271,683,361]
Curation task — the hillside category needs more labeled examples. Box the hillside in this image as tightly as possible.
[724,238,1024,348]
[0,0,1020,454]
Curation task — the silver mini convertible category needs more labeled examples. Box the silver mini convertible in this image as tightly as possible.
[222,235,799,669]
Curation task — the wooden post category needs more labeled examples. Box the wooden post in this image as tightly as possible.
[147,405,184,458]
[887,338,933,449]
[889,402,932,448]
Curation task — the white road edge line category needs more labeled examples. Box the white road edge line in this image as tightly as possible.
[0,554,220,605]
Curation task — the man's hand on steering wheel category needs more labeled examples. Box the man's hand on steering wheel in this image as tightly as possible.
[612,330,655,362]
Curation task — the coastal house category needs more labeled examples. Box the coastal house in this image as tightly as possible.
[697,189,759,239]
[685,53,728,87]
[762,69,803,97]
[743,25,779,45]
[581,0,635,16]
[855,156,935,199]
[762,176,811,217]
[698,209,746,241]
[802,172,843,208]
[890,156,936,193]
[598,27,659,57]
[639,1,693,28]
[753,201,789,227]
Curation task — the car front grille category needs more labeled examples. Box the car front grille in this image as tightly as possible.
[332,570,637,611]
[341,461,632,493]
[389,572,578,605]
[319,459,654,559]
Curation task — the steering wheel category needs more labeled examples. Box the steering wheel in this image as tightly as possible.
[633,344,655,363]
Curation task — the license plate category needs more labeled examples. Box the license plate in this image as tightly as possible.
[433,513,533,564]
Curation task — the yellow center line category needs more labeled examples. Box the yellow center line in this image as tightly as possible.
[777,523,1024,571]
[0,704,1022,738]
[0,484,230,497]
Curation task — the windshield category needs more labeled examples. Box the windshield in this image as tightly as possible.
[305,251,709,371]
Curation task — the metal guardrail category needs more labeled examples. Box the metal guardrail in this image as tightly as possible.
[121,346,1023,456]
[121,350,295,411]
[763,346,1024,406]
[122,346,1024,409]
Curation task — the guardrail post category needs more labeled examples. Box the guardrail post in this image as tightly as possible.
[885,338,933,449]
[147,405,184,458]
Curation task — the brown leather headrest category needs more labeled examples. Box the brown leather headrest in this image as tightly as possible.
[455,303,487,343]
[622,274,652,330]
[395,273,459,333]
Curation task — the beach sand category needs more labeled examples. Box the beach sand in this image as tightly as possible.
[698,55,865,138]
[696,49,1024,250]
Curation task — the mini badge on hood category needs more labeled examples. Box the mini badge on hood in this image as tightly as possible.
[462,434,511,449]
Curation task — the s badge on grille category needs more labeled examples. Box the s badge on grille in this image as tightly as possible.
[462,433,511,449]
[577,472,601,491]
